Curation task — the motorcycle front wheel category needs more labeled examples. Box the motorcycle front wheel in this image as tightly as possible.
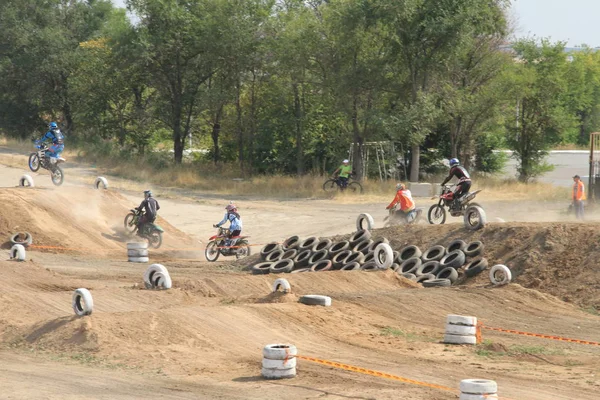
[29,153,40,172]
[428,204,447,224]
[148,230,163,249]
[205,240,220,262]
[51,165,64,186]
[124,213,138,233]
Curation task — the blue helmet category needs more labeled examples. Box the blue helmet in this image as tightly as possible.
[449,158,460,167]
[49,122,58,130]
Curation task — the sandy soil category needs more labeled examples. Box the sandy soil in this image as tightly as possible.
[0,148,598,400]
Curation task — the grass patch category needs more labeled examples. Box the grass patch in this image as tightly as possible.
[379,326,436,342]
[475,342,564,358]
[582,306,600,316]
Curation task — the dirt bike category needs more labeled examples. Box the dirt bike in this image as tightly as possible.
[322,174,363,194]
[205,226,251,262]
[428,184,485,229]
[123,208,164,249]
[28,143,65,186]
[383,206,425,227]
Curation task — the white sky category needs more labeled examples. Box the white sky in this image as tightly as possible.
[111,0,600,48]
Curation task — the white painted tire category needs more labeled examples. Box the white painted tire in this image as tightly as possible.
[262,357,297,369]
[143,264,170,289]
[261,367,296,379]
[94,176,108,189]
[72,288,94,316]
[19,175,34,187]
[272,278,291,293]
[489,264,512,285]
[356,213,375,231]
[447,315,477,326]
[127,249,149,257]
[263,344,298,360]
[460,379,498,395]
[374,243,394,270]
[152,271,172,290]
[127,242,148,250]
[460,394,498,400]
[446,324,477,336]
[128,256,149,263]
[444,334,477,345]
[10,244,26,261]
[299,295,332,307]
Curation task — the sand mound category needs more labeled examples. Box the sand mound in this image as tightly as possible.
[0,187,193,253]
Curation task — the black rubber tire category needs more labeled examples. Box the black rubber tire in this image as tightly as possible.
[416,273,435,283]
[124,213,138,233]
[440,250,466,269]
[367,238,390,254]
[464,258,488,277]
[281,249,298,260]
[299,236,319,252]
[51,165,64,186]
[349,229,371,246]
[447,239,467,253]
[360,261,379,271]
[205,241,220,262]
[428,204,447,224]
[261,242,282,260]
[401,273,417,281]
[422,278,452,288]
[345,251,365,264]
[347,181,363,194]
[28,153,40,172]
[400,257,422,274]
[252,262,272,275]
[10,232,33,247]
[416,260,441,277]
[308,249,329,264]
[340,261,361,271]
[436,267,459,284]
[313,238,333,252]
[464,205,487,231]
[291,268,311,273]
[266,249,285,262]
[332,250,353,268]
[353,239,373,254]
[329,241,350,256]
[310,259,333,272]
[363,251,375,264]
[421,245,446,262]
[464,241,484,257]
[398,245,422,263]
[293,249,312,268]
[282,236,300,250]
[270,259,294,274]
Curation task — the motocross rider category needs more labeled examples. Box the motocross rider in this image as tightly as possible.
[36,122,64,162]
[440,158,471,209]
[386,183,417,222]
[213,204,242,247]
[137,190,160,236]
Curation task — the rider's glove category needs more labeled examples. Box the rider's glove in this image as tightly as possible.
[213,224,219,228]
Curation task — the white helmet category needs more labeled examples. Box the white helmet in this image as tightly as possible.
[343,159,349,164]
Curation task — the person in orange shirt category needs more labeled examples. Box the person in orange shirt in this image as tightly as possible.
[572,175,585,220]
[386,183,417,223]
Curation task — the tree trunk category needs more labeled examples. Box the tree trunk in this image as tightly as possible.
[409,145,420,182]
[235,79,244,172]
[172,95,184,164]
[211,104,223,164]
[352,95,364,180]
[293,82,304,175]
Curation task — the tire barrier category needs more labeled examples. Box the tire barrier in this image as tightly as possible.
[127,242,149,263]
[261,344,297,379]
[353,239,373,254]
[310,259,333,272]
[463,205,487,231]
[489,264,512,285]
[72,288,94,316]
[298,236,319,252]
[265,249,284,262]
[459,379,498,400]
[421,245,445,262]
[94,176,108,189]
[356,213,375,231]
[270,259,294,274]
[398,245,422,263]
[349,229,371,246]
[374,243,393,270]
[143,264,172,289]
[252,262,272,275]
[10,244,26,261]
[293,249,312,268]
[282,235,300,250]
[19,174,34,187]
[299,295,332,306]
[260,242,281,260]
[328,241,350,257]
[10,232,33,247]
[272,278,291,293]
[464,258,488,278]
[445,315,478,345]
[312,238,333,252]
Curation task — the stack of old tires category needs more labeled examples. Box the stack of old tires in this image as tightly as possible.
[252,230,396,275]
[397,239,488,287]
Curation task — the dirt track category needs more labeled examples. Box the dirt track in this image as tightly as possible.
[0,148,599,399]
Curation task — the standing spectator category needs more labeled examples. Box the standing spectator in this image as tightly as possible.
[572,175,585,220]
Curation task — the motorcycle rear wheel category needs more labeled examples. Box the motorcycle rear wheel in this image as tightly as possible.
[124,213,137,233]
[28,153,40,172]
[235,240,251,259]
[51,165,64,186]
[205,240,220,262]
[428,204,447,224]
[148,230,163,249]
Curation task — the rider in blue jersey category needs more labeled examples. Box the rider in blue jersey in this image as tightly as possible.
[36,122,65,161]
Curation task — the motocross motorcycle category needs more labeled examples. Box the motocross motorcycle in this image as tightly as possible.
[28,143,65,186]
[205,226,251,262]
[383,205,425,227]
[428,184,485,229]
[124,208,164,249]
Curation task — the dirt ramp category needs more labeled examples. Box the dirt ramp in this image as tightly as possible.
[0,187,193,254]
